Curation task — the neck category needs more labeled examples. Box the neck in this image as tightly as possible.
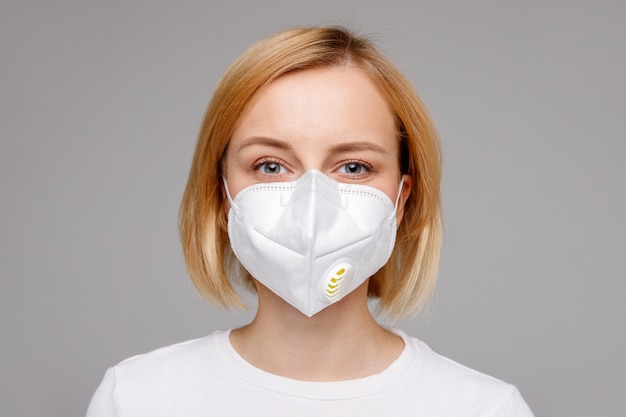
[229,281,404,381]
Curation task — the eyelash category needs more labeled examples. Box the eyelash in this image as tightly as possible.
[252,157,288,176]
[251,158,374,178]
[338,159,373,176]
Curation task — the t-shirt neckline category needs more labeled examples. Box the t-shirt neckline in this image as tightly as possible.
[210,328,422,400]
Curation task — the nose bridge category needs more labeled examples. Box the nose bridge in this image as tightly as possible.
[300,158,325,174]
[291,134,332,174]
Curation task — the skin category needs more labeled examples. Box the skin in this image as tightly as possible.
[223,65,413,381]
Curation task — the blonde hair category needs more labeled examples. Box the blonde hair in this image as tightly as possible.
[179,27,442,318]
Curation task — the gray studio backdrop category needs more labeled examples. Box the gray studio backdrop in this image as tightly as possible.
[1,1,624,416]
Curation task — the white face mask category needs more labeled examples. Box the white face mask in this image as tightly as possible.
[224,170,403,317]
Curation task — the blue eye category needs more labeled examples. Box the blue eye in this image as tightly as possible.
[341,162,366,175]
[344,163,363,174]
[258,162,285,175]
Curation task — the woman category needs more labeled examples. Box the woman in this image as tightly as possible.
[87,27,534,416]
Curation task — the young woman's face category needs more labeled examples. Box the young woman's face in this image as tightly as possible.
[223,66,411,222]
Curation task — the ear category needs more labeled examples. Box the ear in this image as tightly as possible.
[395,175,413,226]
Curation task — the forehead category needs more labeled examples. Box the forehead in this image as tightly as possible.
[230,66,397,148]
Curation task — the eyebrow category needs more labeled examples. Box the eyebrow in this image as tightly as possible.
[237,136,293,152]
[236,136,390,154]
[327,141,389,155]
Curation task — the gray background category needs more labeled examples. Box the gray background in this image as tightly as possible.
[1,1,624,416]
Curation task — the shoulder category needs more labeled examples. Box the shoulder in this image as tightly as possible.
[114,331,220,376]
[411,335,507,391]
[395,329,534,416]
[108,329,234,396]
[86,330,231,417]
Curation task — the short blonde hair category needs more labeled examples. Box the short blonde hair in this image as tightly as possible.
[179,27,442,318]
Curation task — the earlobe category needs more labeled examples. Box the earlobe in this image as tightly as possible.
[396,175,413,226]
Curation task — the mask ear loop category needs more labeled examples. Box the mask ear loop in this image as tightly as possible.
[389,175,406,224]
[222,177,236,207]
[393,175,406,209]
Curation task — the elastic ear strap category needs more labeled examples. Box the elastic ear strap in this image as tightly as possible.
[393,175,406,209]
[222,177,236,205]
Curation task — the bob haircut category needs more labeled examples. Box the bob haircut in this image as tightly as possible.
[179,27,442,318]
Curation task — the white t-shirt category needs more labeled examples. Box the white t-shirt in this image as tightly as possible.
[86,329,534,416]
